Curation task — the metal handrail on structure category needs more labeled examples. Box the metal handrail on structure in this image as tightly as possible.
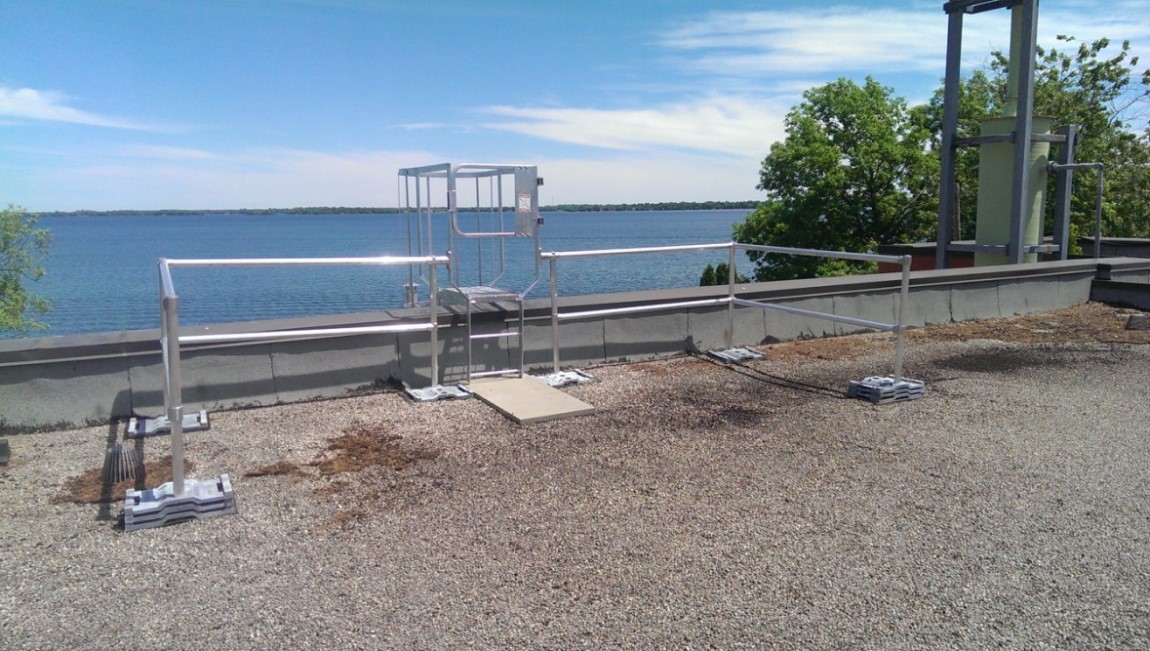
[542,242,912,382]
[157,254,449,497]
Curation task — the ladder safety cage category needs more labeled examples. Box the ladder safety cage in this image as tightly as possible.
[398,163,545,382]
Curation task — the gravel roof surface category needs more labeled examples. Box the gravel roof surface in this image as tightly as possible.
[2,303,1148,650]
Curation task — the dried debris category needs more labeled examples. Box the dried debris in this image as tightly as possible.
[52,456,194,505]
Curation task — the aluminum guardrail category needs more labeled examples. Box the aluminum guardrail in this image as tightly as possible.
[157,254,449,496]
[542,242,912,385]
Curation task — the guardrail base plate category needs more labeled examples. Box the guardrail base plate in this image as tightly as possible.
[536,370,595,388]
[708,347,765,363]
[847,376,925,404]
[123,474,237,532]
[126,410,210,438]
[406,384,473,402]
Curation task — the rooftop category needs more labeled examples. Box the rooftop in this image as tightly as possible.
[2,302,1148,649]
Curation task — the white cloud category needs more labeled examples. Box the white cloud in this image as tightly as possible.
[536,154,761,205]
[656,3,1150,79]
[481,97,787,158]
[123,145,220,160]
[0,87,152,130]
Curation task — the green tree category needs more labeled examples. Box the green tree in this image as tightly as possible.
[927,36,1150,241]
[699,264,717,286]
[734,77,939,280]
[699,262,748,286]
[1,205,51,332]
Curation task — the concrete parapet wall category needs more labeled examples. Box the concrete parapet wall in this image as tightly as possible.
[1,258,1138,430]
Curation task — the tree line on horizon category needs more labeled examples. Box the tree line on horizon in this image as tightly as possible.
[35,200,760,218]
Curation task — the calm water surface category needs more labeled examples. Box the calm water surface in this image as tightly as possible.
[23,210,750,338]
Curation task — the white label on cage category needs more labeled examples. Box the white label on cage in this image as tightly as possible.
[517,193,532,213]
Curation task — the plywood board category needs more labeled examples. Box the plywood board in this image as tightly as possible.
[469,377,595,425]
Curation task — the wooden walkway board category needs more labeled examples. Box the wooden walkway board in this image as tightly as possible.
[469,377,595,425]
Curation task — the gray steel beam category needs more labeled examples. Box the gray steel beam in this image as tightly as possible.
[936,7,965,269]
[1007,0,1039,264]
[944,0,1020,14]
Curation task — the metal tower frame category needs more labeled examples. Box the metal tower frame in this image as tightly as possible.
[935,0,1069,268]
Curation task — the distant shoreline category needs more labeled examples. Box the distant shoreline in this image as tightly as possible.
[37,201,760,217]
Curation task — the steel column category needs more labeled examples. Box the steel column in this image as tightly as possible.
[1007,0,1039,264]
[936,7,966,269]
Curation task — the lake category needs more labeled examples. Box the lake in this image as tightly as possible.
[20,210,751,338]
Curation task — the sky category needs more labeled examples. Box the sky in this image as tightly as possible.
[2,0,1149,211]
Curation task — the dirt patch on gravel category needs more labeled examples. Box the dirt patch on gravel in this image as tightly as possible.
[52,455,194,505]
[912,301,1149,345]
[762,302,1147,362]
[311,420,441,475]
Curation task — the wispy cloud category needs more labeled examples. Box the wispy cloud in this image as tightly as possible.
[0,87,154,130]
[123,145,220,160]
[656,4,1150,81]
[481,97,787,158]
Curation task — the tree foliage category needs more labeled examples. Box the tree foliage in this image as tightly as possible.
[734,77,938,280]
[1,205,51,332]
[699,262,747,286]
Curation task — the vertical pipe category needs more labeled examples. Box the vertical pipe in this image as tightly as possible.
[936,8,964,269]
[1051,125,1076,261]
[550,257,560,373]
[1094,166,1105,259]
[894,255,911,381]
[725,243,736,349]
[162,292,185,497]
[429,261,440,386]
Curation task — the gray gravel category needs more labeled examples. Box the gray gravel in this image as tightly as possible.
[1,335,1148,650]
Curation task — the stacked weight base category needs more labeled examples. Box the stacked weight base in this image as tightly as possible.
[847,376,925,404]
[123,474,237,532]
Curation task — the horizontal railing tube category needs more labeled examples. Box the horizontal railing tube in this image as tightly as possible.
[735,243,903,265]
[178,322,435,345]
[731,298,897,332]
[164,255,448,268]
[542,242,730,260]
[558,298,729,321]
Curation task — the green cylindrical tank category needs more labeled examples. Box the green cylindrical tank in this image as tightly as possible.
[974,115,1051,265]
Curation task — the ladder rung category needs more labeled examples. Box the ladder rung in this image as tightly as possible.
[470,331,520,340]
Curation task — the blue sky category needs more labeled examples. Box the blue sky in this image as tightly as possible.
[2,0,1148,210]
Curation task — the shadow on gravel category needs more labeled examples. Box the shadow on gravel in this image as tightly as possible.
[934,346,1114,374]
[691,353,844,399]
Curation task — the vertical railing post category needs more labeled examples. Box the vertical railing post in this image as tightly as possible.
[429,260,440,385]
[726,243,737,349]
[162,287,185,497]
[893,255,911,381]
[550,256,560,373]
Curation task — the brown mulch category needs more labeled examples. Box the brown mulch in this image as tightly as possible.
[52,455,194,505]
[911,301,1150,345]
[310,421,440,476]
[764,302,1148,362]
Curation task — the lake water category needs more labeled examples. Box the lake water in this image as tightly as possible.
[20,210,750,338]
